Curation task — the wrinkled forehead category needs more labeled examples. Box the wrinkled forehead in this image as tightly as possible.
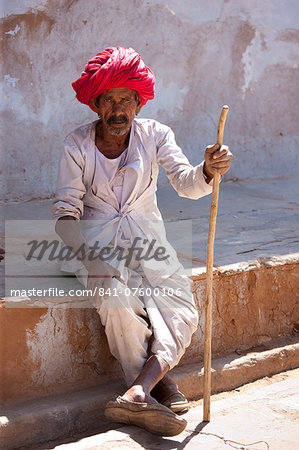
[99,87,138,100]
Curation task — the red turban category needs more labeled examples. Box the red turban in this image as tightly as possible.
[72,47,155,111]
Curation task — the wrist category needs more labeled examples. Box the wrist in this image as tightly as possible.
[203,162,213,184]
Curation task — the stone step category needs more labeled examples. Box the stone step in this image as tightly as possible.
[1,336,298,450]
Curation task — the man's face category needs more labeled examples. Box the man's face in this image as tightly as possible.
[93,87,142,136]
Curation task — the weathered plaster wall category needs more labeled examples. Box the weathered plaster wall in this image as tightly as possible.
[1,0,299,201]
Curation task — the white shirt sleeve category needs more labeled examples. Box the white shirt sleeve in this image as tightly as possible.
[156,125,213,200]
[52,136,86,220]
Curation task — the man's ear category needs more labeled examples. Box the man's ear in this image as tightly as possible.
[90,98,99,112]
[136,98,143,115]
[134,91,143,115]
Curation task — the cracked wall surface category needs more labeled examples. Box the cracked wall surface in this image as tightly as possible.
[1,0,299,201]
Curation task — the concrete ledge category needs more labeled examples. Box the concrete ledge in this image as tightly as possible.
[1,336,298,450]
[173,335,299,399]
[191,252,299,279]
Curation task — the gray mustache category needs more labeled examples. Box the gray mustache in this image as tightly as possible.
[108,115,129,125]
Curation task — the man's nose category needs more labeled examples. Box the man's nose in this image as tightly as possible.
[112,102,124,113]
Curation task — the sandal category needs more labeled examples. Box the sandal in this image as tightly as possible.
[105,396,187,436]
[161,392,189,413]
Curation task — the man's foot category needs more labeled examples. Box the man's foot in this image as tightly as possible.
[121,355,170,406]
[151,373,179,402]
[151,374,189,413]
[122,384,158,405]
[160,392,189,413]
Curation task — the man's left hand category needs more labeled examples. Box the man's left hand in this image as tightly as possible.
[203,144,232,182]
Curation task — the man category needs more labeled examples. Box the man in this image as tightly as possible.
[52,46,232,436]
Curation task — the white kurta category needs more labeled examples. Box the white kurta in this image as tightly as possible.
[52,118,213,385]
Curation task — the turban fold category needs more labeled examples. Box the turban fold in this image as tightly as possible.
[72,47,155,111]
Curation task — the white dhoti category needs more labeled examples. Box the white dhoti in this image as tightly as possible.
[76,251,198,386]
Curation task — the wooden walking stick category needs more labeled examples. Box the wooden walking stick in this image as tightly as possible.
[203,105,229,422]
